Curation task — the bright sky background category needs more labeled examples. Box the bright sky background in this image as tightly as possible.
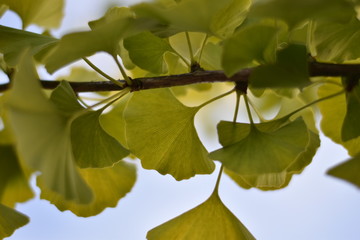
[1,1,360,240]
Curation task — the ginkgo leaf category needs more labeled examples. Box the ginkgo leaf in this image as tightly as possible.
[221,23,279,76]
[0,0,64,29]
[37,161,136,217]
[0,25,58,66]
[0,204,29,239]
[311,17,360,62]
[210,117,309,175]
[132,0,250,38]
[318,79,360,156]
[88,6,134,30]
[57,67,104,82]
[249,44,311,89]
[0,4,8,17]
[327,155,360,188]
[71,110,130,168]
[44,17,134,73]
[147,191,255,240]
[0,145,33,207]
[124,88,215,180]
[341,82,360,141]
[100,95,130,148]
[50,81,129,168]
[4,51,93,204]
[124,31,175,74]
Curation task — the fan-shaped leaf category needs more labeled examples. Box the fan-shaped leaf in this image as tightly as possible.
[341,81,360,141]
[0,0,64,29]
[124,88,215,180]
[147,191,255,240]
[0,204,29,239]
[0,25,58,66]
[38,161,136,217]
[4,52,93,204]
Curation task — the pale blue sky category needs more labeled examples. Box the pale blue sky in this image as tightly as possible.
[1,1,360,239]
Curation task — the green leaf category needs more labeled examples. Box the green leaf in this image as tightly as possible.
[0,4,8,17]
[57,67,104,82]
[44,17,134,73]
[147,191,255,240]
[249,44,310,88]
[0,145,33,207]
[124,88,215,180]
[38,161,136,217]
[132,0,250,38]
[221,23,279,76]
[210,117,309,175]
[341,82,360,141]
[249,0,354,29]
[0,204,29,239]
[311,17,360,63]
[0,25,58,66]
[50,81,129,168]
[0,0,64,28]
[4,51,93,204]
[318,79,360,156]
[327,155,360,188]
[88,6,134,30]
[124,31,175,74]
[71,110,129,168]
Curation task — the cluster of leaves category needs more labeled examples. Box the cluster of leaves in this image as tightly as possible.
[1,0,360,239]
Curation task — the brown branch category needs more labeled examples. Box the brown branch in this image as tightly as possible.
[0,61,359,93]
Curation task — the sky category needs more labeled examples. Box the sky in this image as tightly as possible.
[1,1,360,240]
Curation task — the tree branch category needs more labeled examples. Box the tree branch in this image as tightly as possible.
[0,61,359,93]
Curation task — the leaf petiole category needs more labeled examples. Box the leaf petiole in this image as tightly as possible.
[196,89,235,109]
[83,57,118,84]
[113,56,132,86]
[198,34,208,65]
[244,95,254,125]
[213,165,224,194]
[185,32,195,65]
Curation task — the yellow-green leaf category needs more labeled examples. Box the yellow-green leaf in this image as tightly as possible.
[147,191,255,240]
[327,155,360,188]
[4,51,93,204]
[0,204,29,239]
[0,0,64,29]
[210,117,309,175]
[0,145,33,207]
[38,161,136,217]
[0,25,58,66]
[124,88,215,180]
[341,81,360,141]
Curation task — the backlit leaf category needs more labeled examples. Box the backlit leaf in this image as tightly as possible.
[210,117,309,175]
[124,88,215,180]
[57,67,104,82]
[222,23,279,76]
[0,0,64,29]
[147,191,255,240]
[249,44,310,88]
[0,204,29,239]
[318,79,360,156]
[38,161,136,217]
[0,4,8,17]
[327,155,360,188]
[4,52,93,204]
[0,25,58,66]
[124,31,175,74]
[341,82,360,141]
[0,145,33,207]
[132,0,250,38]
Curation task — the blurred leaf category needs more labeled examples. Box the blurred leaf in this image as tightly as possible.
[0,204,29,239]
[124,88,215,180]
[44,17,135,73]
[327,155,360,188]
[249,44,310,88]
[57,67,104,82]
[147,191,255,240]
[4,52,93,204]
[88,6,134,30]
[0,25,58,66]
[210,117,309,175]
[124,31,175,74]
[0,0,64,29]
[198,42,222,70]
[222,23,279,76]
[0,4,8,17]
[318,79,360,156]
[0,145,33,207]
[71,110,129,168]
[341,82,360,141]
[132,0,250,38]
[312,17,360,62]
[38,161,136,217]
